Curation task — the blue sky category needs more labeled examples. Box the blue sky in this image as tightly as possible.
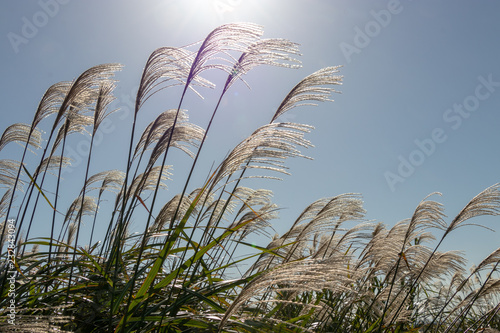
[1,0,500,265]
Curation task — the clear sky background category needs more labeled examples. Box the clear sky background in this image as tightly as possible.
[1,1,499,266]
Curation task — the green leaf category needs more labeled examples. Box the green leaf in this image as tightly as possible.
[22,164,60,213]
[80,247,114,288]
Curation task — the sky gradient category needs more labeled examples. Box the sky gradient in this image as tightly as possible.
[1,0,500,265]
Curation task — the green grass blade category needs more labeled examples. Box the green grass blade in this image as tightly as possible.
[22,164,58,212]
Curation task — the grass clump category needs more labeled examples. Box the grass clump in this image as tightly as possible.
[0,23,499,332]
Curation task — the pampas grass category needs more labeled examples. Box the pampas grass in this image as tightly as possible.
[0,23,499,332]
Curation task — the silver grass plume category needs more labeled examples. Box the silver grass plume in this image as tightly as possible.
[52,63,122,131]
[99,170,125,196]
[124,110,193,232]
[248,194,365,275]
[186,186,215,212]
[299,194,365,233]
[32,155,72,179]
[52,110,93,152]
[195,188,237,229]
[227,189,278,237]
[0,189,13,218]
[133,109,190,160]
[11,66,119,248]
[185,22,263,90]
[271,66,343,123]
[146,122,205,169]
[175,187,218,228]
[214,122,314,185]
[0,159,23,190]
[0,123,42,152]
[357,220,435,278]
[356,222,386,269]
[413,250,466,282]
[233,188,275,220]
[380,193,447,299]
[63,80,119,275]
[63,195,97,226]
[290,197,340,230]
[69,81,119,267]
[220,259,355,330]
[229,192,277,239]
[474,248,500,276]
[80,170,125,196]
[231,203,277,239]
[312,222,372,260]
[150,193,194,233]
[450,271,468,294]
[116,165,171,206]
[406,193,447,240]
[248,230,308,275]
[439,255,500,330]
[133,24,264,233]
[224,38,301,91]
[32,81,73,129]
[66,222,77,247]
[363,224,395,269]
[356,222,412,281]
[135,47,213,111]
[219,67,343,224]
[92,81,118,134]
[117,46,208,277]
[282,194,365,261]
[87,170,124,247]
[446,183,500,236]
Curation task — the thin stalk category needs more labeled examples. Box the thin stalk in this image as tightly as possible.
[88,190,103,248]
[46,120,70,266]
[107,92,141,331]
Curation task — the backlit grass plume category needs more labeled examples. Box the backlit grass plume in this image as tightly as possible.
[0,23,499,333]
